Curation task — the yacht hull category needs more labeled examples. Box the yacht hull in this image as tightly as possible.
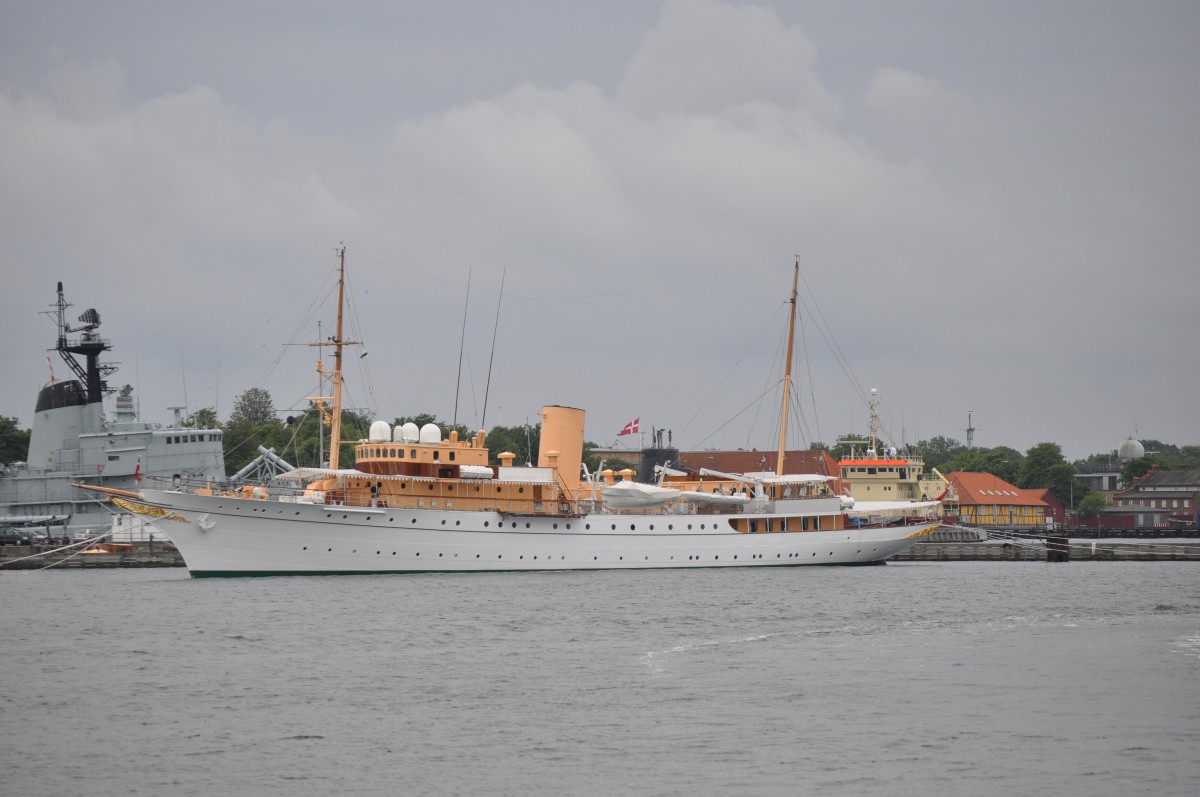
[141,490,938,577]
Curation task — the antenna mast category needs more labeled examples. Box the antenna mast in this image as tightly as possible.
[776,256,799,476]
[307,245,359,470]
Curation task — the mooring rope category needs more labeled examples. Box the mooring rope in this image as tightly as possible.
[0,531,115,570]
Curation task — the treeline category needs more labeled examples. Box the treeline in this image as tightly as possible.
[3,392,1195,512]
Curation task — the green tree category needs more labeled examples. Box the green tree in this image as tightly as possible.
[187,407,220,429]
[1120,456,1155,486]
[484,423,540,467]
[916,435,968,472]
[0,416,31,464]
[229,388,277,426]
[222,389,283,473]
[1078,492,1109,518]
[1019,442,1067,488]
[980,446,1024,484]
[1044,461,1077,506]
[1179,445,1200,469]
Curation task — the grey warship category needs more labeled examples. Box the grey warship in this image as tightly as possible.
[0,284,226,540]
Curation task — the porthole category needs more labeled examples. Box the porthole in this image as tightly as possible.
[302,546,308,551]
[630,524,636,531]
[416,552,420,557]
[553,523,558,529]
[611,524,616,530]
[456,520,461,526]
[484,521,489,528]
[376,550,380,555]
[327,548,332,552]
[441,520,446,525]
[586,524,591,529]
[476,554,480,558]
[649,525,654,530]
[526,523,531,528]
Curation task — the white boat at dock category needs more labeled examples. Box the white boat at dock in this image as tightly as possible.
[80,250,940,576]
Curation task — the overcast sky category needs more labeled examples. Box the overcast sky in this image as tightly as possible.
[2,0,1197,462]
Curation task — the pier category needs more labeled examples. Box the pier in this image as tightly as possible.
[0,544,184,570]
[893,540,1200,562]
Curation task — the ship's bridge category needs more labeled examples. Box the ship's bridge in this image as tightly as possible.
[353,421,490,477]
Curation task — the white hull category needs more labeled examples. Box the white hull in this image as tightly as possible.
[141,490,937,577]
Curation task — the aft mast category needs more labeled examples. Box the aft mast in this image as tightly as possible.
[776,256,799,476]
[310,244,356,470]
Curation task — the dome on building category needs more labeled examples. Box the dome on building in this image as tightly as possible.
[1117,437,1145,462]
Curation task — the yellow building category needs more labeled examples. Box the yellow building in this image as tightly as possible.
[944,471,1048,528]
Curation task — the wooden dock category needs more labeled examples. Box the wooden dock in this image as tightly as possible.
[893,540,1200,562]
[0,545,185,570]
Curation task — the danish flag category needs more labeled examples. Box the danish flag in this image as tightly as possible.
[618,417,640,436]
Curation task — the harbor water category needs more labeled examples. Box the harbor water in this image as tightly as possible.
[2,562,1197,796]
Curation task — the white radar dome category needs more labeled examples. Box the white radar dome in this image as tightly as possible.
[368,421,392,443]
[1117,437,1144,462]
[397,422,420,443]
[419,423,442,445]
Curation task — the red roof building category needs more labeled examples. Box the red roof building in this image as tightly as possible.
[678,450,840,488]
[945,471,1049,528]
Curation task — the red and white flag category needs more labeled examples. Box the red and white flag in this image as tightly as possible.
[618,417,640,436]
[134,456,141,483]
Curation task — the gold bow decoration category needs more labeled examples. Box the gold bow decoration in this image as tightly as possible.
[112,497,189,523]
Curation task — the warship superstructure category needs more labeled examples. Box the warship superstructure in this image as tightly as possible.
[0,284,226,539]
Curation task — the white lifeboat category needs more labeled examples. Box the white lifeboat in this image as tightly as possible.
[602,481,682,509]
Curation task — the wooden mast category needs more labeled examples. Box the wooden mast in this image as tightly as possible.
[327,244,347,470]
[308,244,359,470]
[776,256,799,476]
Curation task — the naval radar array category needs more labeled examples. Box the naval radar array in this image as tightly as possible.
[50,281,115,403]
